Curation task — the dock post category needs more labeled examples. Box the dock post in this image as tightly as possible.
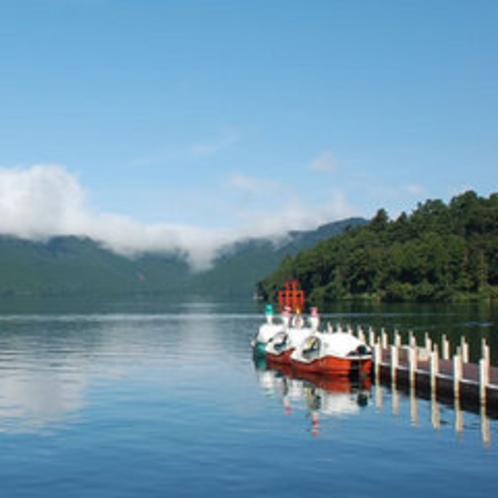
[409,331,417,349]
[358,327,366,344]
[408,343,417,385]
[394,329,401,347]
[482,338,490,373]
[442,334,450,360]
[390,344,398,384]
[368,327,375,348]
[374,340,382,380]
[461,336,469,364]
[381,328,388,350]
[453,352,462,399]
[479,358,489,405]
[424,332,432,352]
[430,345,439,393]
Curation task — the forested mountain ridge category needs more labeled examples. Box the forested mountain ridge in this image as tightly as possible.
[257,191,498,304]
[0,218,365,297]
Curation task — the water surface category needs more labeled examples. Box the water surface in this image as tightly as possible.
[0,298,496,497]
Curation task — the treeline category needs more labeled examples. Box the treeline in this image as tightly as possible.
[257,191,498,304]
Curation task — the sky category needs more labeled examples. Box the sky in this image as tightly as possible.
[0,0,497,267]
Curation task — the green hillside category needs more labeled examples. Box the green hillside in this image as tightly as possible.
[0,218,364,298]
[257,191,498,304]
[0,236,190,297]
[190,218,366,297]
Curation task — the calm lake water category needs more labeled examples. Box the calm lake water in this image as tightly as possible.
[0,297,497,497]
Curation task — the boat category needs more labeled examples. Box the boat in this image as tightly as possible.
[290,330,372,377]
[251,304,289,356]
[265,307,320,364]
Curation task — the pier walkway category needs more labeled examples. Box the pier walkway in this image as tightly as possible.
[340,325,498,415]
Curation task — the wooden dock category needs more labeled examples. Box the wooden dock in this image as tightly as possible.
[337,325,498,416]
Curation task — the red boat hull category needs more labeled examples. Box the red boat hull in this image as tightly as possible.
[291,355,372,377]
[266,348,295,365]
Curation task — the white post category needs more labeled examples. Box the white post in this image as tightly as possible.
[390,344,398,384]
[381,329,388,350]
[375,339,382,364]
[482,338,490,373]
[479,358,488,405]
[368,327,376,348]
[394,329,401,347]
[358,327,366,344]
[374,340,382,381]
[409,331,417,349]
[430,346,439,393]
[424,332,432,352]
[442,334,450,360]
[461,336,469,364]
[453,352,461,399]
[409,343,417,385]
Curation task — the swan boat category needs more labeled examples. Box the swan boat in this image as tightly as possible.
[265,307,320,364]
[290,330,372,377]
[251,304,287,357]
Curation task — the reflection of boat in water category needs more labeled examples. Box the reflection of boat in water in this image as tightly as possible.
[290,330,372,377]
[254,359,371,433]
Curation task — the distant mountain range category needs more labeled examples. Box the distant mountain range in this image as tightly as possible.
[0,217,366,298]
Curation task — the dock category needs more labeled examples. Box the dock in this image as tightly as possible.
[336,325,498,415]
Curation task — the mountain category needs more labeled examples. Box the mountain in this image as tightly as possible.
[0,217,366,298]
[189,217,367,297]
[0,235,190,297]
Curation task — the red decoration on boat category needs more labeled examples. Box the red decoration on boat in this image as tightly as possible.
[278,279,305,312]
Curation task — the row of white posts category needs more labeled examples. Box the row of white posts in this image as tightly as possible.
[336,323,492,446]
[343,324,492,405]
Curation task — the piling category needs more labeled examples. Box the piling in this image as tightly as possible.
[442,334,450,360]
[372,328,498,417]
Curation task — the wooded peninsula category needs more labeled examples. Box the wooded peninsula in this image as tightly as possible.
[257,191,498,304]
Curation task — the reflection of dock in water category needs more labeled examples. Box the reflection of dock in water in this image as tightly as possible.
[374,374,492,448]
[356,324,496,447]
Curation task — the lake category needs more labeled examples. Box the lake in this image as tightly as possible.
[0,297,497,497]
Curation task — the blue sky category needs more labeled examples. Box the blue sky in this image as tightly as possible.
[0,0,497,265]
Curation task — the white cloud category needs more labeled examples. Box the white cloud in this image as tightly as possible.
[0,164,232,269]
[310,151,339,173]
[0,164,357,269]
[0,164,89,239]
[231,190,357,239]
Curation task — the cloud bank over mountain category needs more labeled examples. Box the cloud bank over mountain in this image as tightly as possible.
[0,164,356,269]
